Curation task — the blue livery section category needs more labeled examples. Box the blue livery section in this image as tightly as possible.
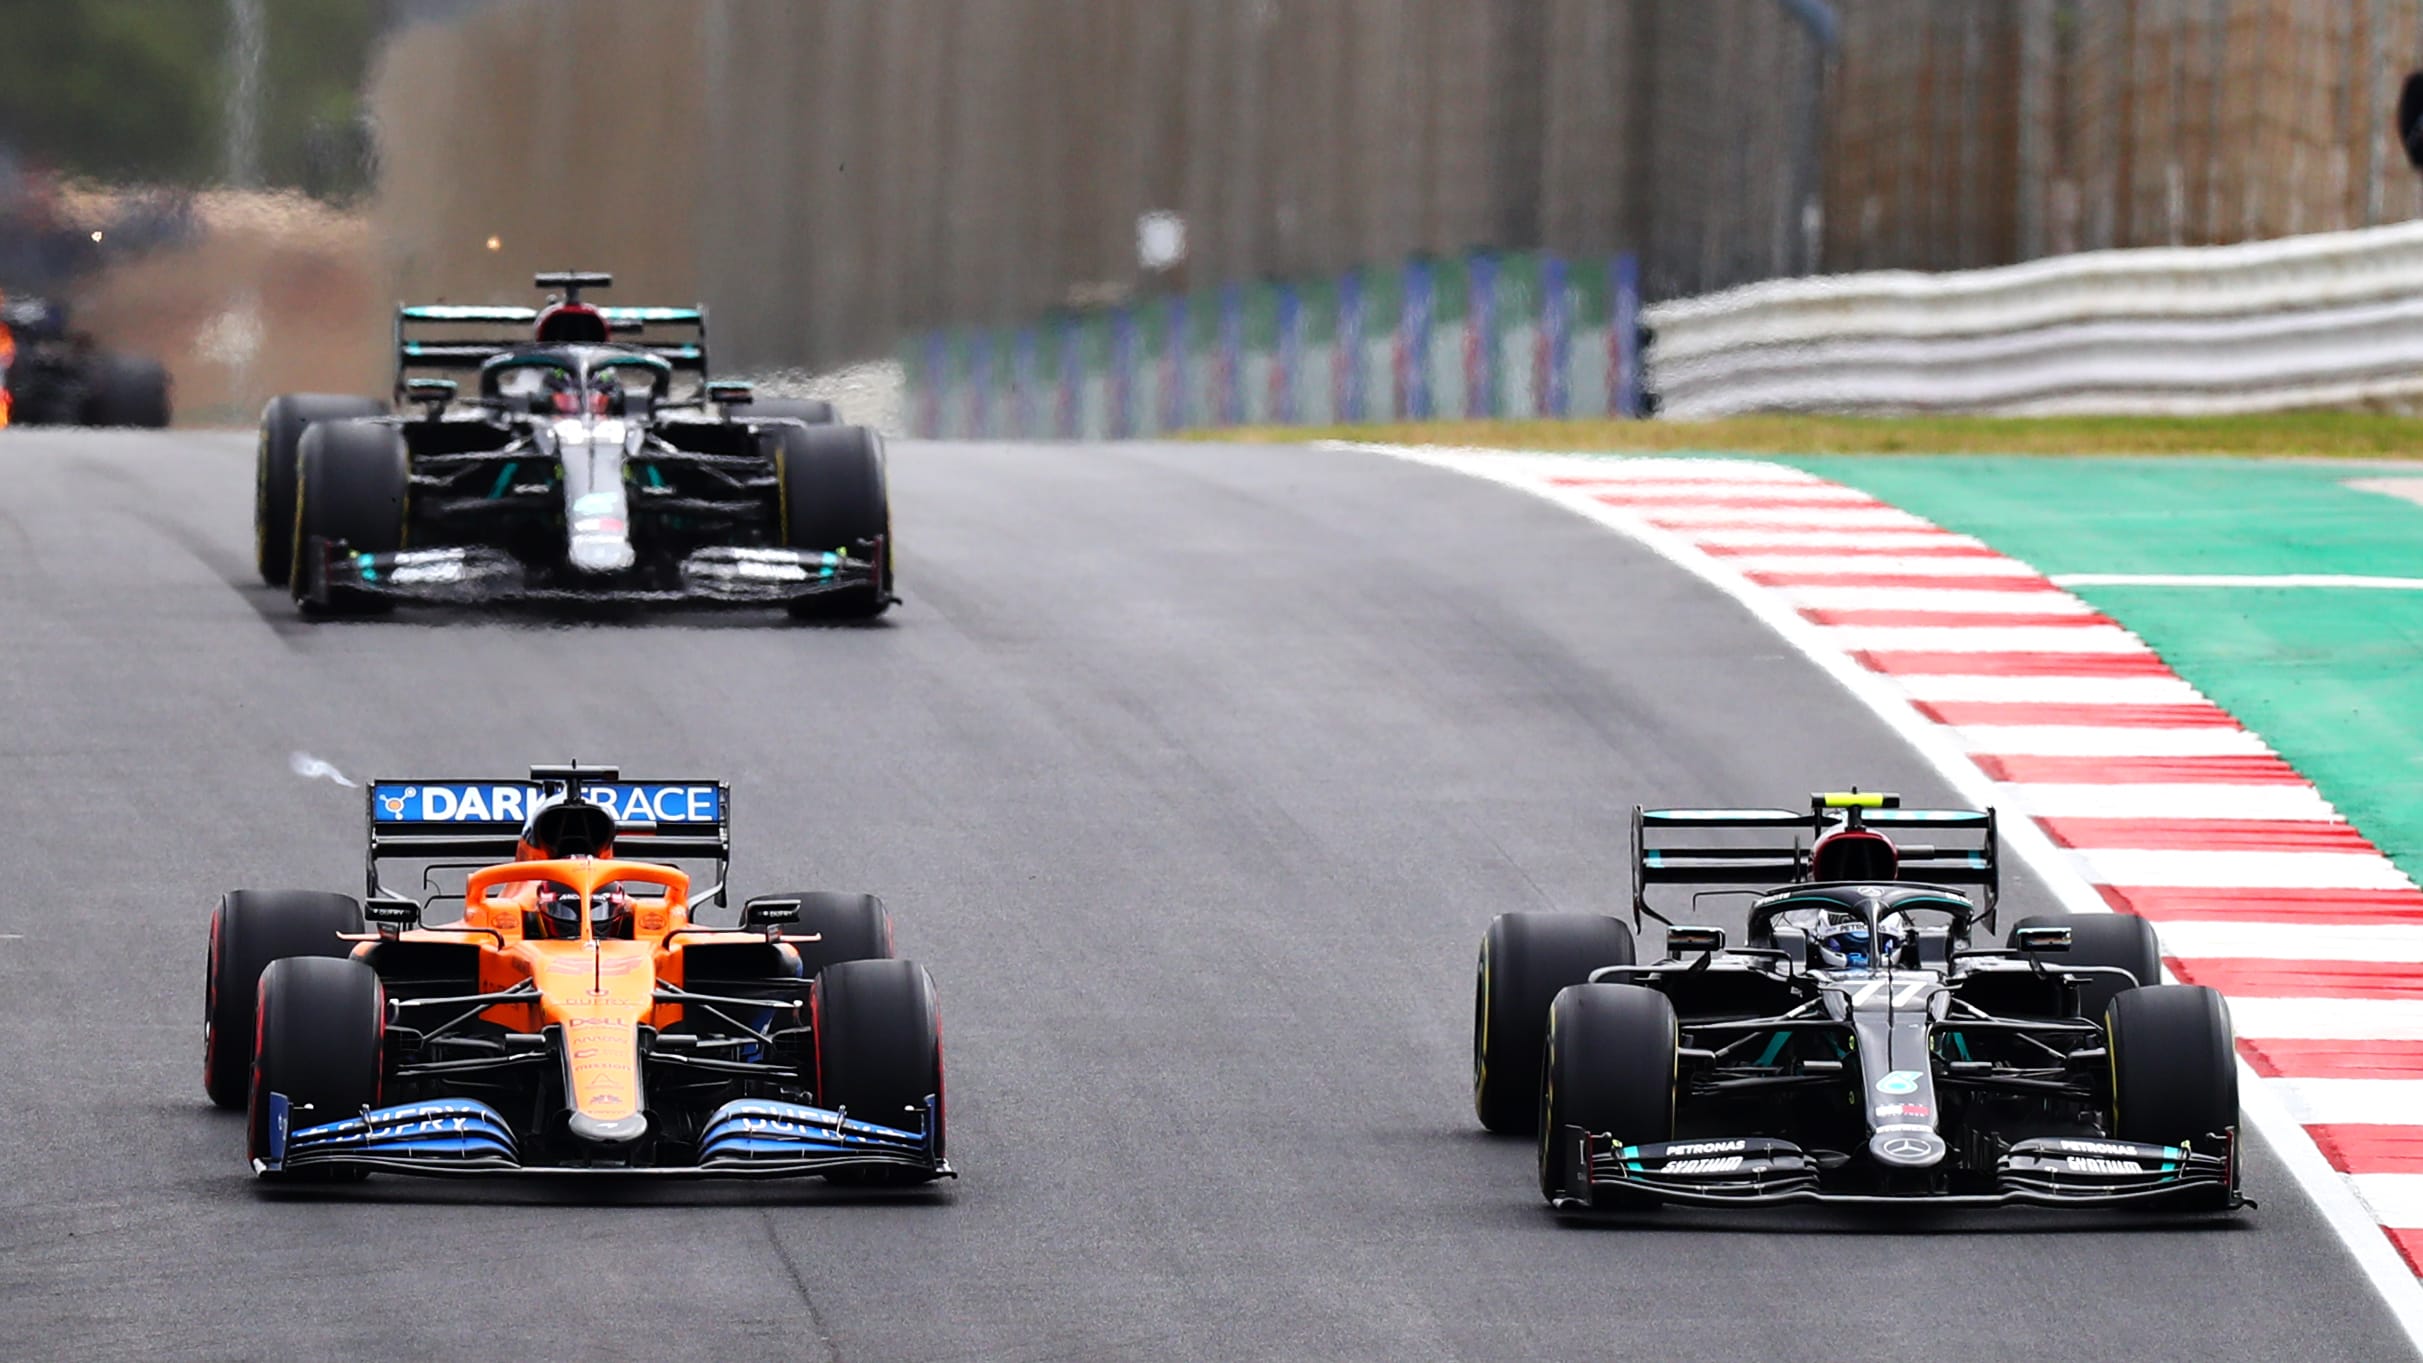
[258,1093,941,1179]
[371,781,722,826]
[698,1097,932,1164]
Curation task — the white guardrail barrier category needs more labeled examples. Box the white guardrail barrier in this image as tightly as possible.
[1644,218,2423,417]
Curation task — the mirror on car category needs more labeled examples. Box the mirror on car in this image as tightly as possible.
[1666,925,1727,954]
[707,381,754,407]
[365,895,422,929]
[405,377,458,407]
[741,895,801,928]
[2012,925,2073,952]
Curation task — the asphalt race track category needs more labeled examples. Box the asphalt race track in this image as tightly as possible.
[0,430,2407,1362]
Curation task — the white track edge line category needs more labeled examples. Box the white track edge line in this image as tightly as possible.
[1334,440,2423,1353]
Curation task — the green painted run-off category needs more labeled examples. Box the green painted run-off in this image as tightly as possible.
[1784,455,2423,879]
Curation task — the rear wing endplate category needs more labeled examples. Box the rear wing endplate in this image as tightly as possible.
[365,765,731,907]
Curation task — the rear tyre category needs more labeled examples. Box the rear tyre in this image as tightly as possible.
[205,890,364,1108]
[2013,912,2162,1021]
[752,398,838,425]
[83,352,171,428]
[291,418,408,616]
[1540,983,1677,1204]
[779,891,897,977]
[1473,912,1636,1135]
[247,956,384,1175]
[774,423,891,620]
[813,958,944,1183]
[256,394,387,585]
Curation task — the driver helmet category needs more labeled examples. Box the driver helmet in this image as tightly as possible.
[544,369,608,417]
[534,880,635,940]
[1799,908,1910,971]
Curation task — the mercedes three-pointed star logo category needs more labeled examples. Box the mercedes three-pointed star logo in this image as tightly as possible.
[1882,1137,1933,1160]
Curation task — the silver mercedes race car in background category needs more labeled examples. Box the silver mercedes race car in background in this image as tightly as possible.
[254,272,891,620]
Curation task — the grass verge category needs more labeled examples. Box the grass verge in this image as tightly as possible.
[1196,412,2423,457]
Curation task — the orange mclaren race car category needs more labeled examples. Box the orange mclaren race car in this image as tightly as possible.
[202,764,948,1183]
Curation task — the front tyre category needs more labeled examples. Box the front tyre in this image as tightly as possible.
[247,956,384,1175]
[774,423,892,620]
[255,394,387,585]
[2108,983,2239,1210]
[813,958,944,1182]
[1473,912,1636,1134]
[290,418,408,616]
[2108,983,2238,1147]
[1540,983,1676,1204]
[205,890,364,1108]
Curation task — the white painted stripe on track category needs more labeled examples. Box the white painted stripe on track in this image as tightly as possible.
[1342,441,2423,1348]
[1953,725,2274,758]
[2000,782,2342,820]
[1683,529,1993,550]
[1724,554,2048,578]
[1889,675,2212,705]
[2159,921,2423,961]
[1815,624,2152,654]
[2233,997,2423,1041]
[1519,456,1821,483]
[2072,848,2416,891]
[1637,505,1932,528]
[1585,482,1883,503]
[1777,586,2101,614]
[2057,573,2423,590]
[2348,1176,2423,1232]
[2274,1078,2423,1128]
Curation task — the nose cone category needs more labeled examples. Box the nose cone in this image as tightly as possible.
[567,488,635,574]
[569,1110,649,1145]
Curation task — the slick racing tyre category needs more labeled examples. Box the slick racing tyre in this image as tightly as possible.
[1473,912,1636,1135]
[291,418,408,616]
[813,958,944,1183]
[247,956,384,1176]
[256,394,387,585]
[2012,912,2163,1022]
[750,397,838,426]
[773,423,891,620]
[780,891,897,978]
[2108,984,2238,1208]
[205,890,365,1109]
[1540,983,1676,1205]
[83,353,171,429]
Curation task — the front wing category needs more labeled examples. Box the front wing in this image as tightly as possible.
[1548,1129,2240,1210]
[300,537,889,608]
[257,1094,950,1180]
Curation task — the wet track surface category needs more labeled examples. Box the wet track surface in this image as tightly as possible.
[0,431,2405,1361]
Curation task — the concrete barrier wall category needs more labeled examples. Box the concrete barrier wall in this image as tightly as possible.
[366,0,2423,376]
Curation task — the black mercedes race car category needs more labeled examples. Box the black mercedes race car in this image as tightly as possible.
[1472,792,2243,1212]
[253,271,888,619]
[2,295,170,427]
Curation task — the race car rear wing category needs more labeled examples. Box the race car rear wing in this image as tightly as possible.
[1631,791,1998,924]
[364,763,731,907]
[392,301,712,388]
